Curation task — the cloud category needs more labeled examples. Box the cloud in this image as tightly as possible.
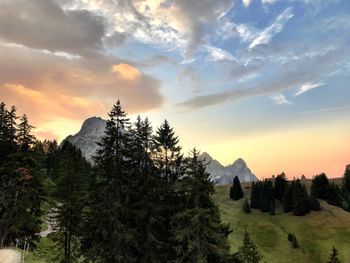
[178,46,348,110]
[261,0,278,5]
[295,82,325,96]
[249,7,294,49]
[0,43,164,125]
[272,94,293,105]
[112,63,141,80]
[204,46,236,62]
[70,0,236,56]
[242,0,252,7]
[0,0,106,57]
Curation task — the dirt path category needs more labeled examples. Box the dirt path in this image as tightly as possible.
[0,249,21,263]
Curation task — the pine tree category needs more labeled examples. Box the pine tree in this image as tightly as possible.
[51,141,91,263]
[153,119,184,261]
[308,195,321,211]
[129,116,164,262]
[259,180,274,213]
[171,148,233,263]
[328,247,341,263]
[238,231,263,263]
[292,180,310,216]
[230,176,244,200]
[17,114,35,152]
[311,173,330,200]
[342,165,350,211]
[81,100,140,262]
[250,182,260,209]
[327,183,343,207]
[153,119,182,189]
[283,181,294,213]
[274,172,288,201]
[343,165,350,193]
[0,106,44,246]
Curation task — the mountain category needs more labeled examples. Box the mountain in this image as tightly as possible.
[64,116,106,163]
[64,117,257,184]
[199,152,257,184]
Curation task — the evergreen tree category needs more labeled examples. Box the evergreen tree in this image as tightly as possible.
[51,141,91,263]
[259,180,274,213]
[328,247,341,263]
[0,105,44,246]
[81,100,140,262]
[153,119,184,261]
[327,183,343,207]
[230,176,244,200]
[274,172,288,201]
[250,182,260,209]
[17,114,35,152]
[238,231,263,263]
[308,195,321,211]
[342,165,350,193]
[311,173,330,200]
[342,165,350,211]
[292,180,310,216]
[129,116,164,262]
[154,119,182,189]
[171,148,233,262]
[283,181,294,213]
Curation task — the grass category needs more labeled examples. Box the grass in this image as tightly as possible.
[213,184,350,263]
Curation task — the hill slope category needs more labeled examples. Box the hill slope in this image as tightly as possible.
[213,184,350,263]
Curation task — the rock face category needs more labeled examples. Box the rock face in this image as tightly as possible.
[199,152,257,184]
[64,117,257,184]
[64,117,106,163]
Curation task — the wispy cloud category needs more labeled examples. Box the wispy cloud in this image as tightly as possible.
[204,46,236,62]
[295,82,325,96]
[249,7,294,49]
[272,94,293,105]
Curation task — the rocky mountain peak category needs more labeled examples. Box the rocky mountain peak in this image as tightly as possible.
[64,117,258,184]
[79,116,106,136]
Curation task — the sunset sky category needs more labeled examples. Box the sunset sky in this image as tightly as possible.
[1,0,349,178]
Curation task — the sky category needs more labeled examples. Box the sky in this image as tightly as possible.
[0,0,349,179]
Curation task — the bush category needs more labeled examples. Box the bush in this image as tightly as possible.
[242,198,251,214]
[287,233,299,249]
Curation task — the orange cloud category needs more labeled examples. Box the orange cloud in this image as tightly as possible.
[112,63,141,80]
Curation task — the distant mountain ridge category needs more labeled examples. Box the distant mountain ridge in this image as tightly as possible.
[64,117,257,184]
[198,152,257,184]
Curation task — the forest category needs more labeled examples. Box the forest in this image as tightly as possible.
[1,100,348,263]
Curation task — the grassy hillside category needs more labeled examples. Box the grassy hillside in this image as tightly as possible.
[213,184,350,263]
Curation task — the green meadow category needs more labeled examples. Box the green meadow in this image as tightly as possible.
[213,184,350,263]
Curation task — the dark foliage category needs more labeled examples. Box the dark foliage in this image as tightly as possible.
[242,198,251,214]
[287,233,299,249]
[230,176,244,200]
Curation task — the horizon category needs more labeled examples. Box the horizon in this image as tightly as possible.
[1,0,349,179]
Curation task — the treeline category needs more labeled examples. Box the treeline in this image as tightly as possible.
[0,101,243,263]
[230,169,350,216]
[0,102,44,247]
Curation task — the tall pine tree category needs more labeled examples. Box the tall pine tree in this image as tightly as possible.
[171,148,233,263]
[81,100,140,262]
[51,141,91,263]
